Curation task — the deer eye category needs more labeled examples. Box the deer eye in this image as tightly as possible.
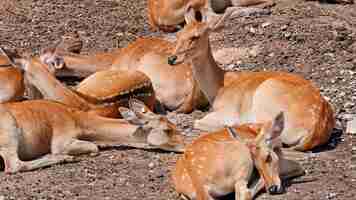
[265,154,272,163]
[191,36,199,41]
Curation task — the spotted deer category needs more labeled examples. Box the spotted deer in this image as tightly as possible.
[1,48,156,118]
[167,7,335,151]
[147,0,275,32]
[40,37,209,114]
[172,112,305,200]
[0,98,185,174]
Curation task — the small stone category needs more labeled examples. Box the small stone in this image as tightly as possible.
[261,22,271,28]
[148,162,155,169]
[346,117,356,134]
[280,25,288,30]
[249,27,257,34]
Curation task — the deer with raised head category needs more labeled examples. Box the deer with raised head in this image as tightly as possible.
[40,37,209,114]
[147,0,275,32]
[167,7,335,151]
[1,48,156,118]
[0,54,24,103]
[0,98,185,174]
[172,112,305,200]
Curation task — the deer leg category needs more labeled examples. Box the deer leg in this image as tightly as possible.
[0,150,76,173]
[54,139,99,156]
[195,186,215,200]
[0,149,24,174]
[235,181,252,200]
[249,178,265,198]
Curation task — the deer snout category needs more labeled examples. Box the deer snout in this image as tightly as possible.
[268,185,284,195]
[167,55,178,65]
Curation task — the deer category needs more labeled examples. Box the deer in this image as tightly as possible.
[1,47,156,118]
[39,37,209,114]
[147,0,275,32]
[0,55,25,103]
[167,7,335,152]
[0,98,185,174]
[172,112,305,200]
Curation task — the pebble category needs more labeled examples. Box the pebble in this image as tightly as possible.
[148,162,155,169]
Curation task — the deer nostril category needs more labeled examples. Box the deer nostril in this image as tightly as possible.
[268,185,284,195]
[168,55,178,65]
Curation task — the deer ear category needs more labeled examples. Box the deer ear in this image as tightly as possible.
[40,47,65,70]
[269,112,285,140]
[185,5,197,25]
[207,7,235,31]
[226,126,241,141]
[118,107,145,125]
[0,47,27,71]
[246,140,258,155]
[128,98,156,120]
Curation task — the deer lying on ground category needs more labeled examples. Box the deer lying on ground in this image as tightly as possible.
[167,7,335,151]
[39,37,209,114]
[147,0,275,32]
[0,55,24,103]
[172,112,305,200]
[1,48,156,118]
[0,98,185,173]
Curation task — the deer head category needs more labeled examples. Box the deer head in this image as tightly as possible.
[0,46,63,76]
[168,6,234,65]
[228,112,285,194]
[39,47,65,74]
[119,99,185,152]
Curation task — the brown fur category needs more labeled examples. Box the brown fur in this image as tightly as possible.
[5,53,156,117]
[43,37,209,113]
[147,0,274,32]
[0,99,185,173]
[170,18,335,151]
[172,113,304,200]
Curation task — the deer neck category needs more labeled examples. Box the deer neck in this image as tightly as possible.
[25,61,92,110]
[60,52,114,77]
[189,38,225,104]
[77,112,150,146]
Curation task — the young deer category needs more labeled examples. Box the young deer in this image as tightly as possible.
[0,55,24,103]
[0,98,185,174]
[2,48,156,118]
[40,37,209,113]
[172,112,304,200]
[167,8,335,151]
[147,0,275,32]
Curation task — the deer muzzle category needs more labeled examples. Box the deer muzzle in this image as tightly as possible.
[167,55,178,65]
[268,185,285,195]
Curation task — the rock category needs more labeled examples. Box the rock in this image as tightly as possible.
[213,46,261,65]
[261,21,271,28]
[346,117,356,134]
[280,24,288,31]
[148,162,155,169]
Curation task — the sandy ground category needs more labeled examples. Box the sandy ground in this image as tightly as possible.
[0,0,355,199]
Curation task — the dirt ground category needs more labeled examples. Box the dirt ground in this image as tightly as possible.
[0,0,355,199]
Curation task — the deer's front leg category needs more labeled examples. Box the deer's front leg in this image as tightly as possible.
[235,181,252,200]
[0,150,76,173]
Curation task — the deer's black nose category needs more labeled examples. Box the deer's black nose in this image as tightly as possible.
[167,55,178,65]
[268,185,284,195]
